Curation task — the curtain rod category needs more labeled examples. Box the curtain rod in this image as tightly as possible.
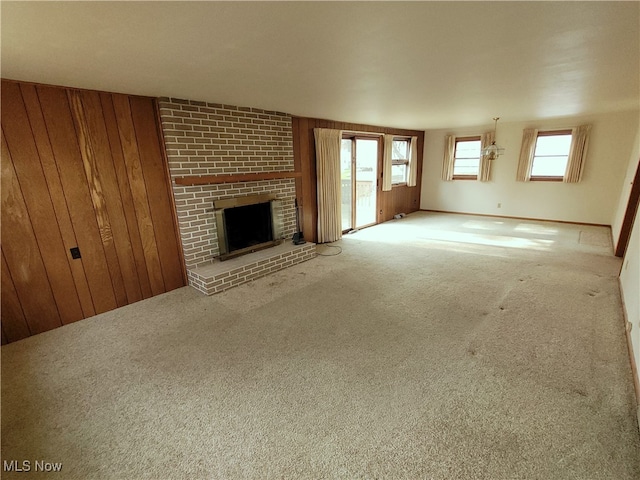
[341,130,384,137]
[341,130,415,138]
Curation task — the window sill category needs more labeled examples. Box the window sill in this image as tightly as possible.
[452,175,478,181]
[530,176,563,182]
[392,182,408,187]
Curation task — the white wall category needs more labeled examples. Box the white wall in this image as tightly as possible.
[619,204,640,401]
[613,119,640,404]
[420,110,639,225]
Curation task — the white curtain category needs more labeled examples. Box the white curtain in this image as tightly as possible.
[407,136,418,187]
[315,128,343,243]
[479,131,495,182]
[441,135,456,181]
[516,128,538,182]
[382,134,394,191]
[564,125,591,183]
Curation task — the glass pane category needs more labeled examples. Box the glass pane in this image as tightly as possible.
[530,155,569,177]
[453,158,480,176]
[392,140,409,160]
[391,164,407,184]
[355,138,378,228]
[535,135,572,156]
[455,140,481,158]
[340,139,352,231]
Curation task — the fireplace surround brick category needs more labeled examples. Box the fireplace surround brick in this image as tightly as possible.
[159,97,313,292]
[159,97,297,268]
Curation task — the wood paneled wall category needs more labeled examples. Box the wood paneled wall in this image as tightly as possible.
[1,80,186,344]
[292,117,424,243]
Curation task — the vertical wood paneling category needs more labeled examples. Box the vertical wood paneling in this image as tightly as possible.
[68,90,128,307]
[410,135,424,212]
[19,84,97,318]
[1,80,186,344]
[380,185,394,223]
[392,187,411,216]
[298,117,317,242]
[1,251,31,342]
[111,94,166,296]
[292,117,303,210]
[129,97,184,292]
[153,99,188,287]
[99,93,151,300]
[1,130,63,334]
[1,82,85,325]
[309,119,319,238]
[36,85,119,314]
[73,90,144,304]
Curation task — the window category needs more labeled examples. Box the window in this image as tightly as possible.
[530,130,572,181]
[341,135,379,231]
[453,137,481,179]
[391,139,410,184]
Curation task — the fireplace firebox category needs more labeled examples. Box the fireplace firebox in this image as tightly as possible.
[213,194,284,261]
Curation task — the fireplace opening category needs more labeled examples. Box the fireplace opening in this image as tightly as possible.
[213,194,284,261]
[225,202,273,252]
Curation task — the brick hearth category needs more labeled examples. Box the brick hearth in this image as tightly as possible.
[187,242,316,295]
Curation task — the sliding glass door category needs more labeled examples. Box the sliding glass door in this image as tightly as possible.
[340,136,379,231]
[340,139,353,231]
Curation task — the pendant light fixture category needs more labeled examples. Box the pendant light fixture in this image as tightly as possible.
[482,117,505,161]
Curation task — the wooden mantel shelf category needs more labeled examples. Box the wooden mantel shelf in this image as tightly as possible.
[174,171,302,186]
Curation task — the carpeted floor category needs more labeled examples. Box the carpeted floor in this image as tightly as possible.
[2,212,639,479]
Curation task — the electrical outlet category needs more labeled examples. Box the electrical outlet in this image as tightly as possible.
[497,203,502,208]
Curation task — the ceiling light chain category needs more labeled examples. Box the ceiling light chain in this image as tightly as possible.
[482,117,505,161]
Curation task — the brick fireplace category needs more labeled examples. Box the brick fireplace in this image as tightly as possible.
[158,97,315,294]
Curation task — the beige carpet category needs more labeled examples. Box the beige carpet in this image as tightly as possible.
[2,212,639,479]
[579,229,613,248]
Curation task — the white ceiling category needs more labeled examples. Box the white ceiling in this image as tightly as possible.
[2,1,639,130]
